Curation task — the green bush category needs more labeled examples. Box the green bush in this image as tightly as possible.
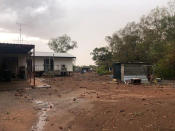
[154,59,175,79]
[96,66,110,75]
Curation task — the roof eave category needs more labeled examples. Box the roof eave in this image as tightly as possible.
[35,56,76,58]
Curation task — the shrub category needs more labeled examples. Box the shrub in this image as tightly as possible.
[154,59,175,79]
[96,66,110,75]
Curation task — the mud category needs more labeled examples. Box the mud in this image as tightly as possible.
[32,100,53,131]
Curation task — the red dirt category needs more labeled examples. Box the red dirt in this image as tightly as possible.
[0,72,175,131]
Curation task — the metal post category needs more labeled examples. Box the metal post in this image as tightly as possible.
[53,53,54,71]
[49,56,50,72]
[19,24,22,44]
[33,47,35,86]
[28,55,31,84]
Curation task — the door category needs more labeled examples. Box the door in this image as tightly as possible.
[50,59,54,71]
[113,63,121,80]
[44,58,49,72]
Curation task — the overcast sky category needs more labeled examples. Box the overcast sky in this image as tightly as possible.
[0,0,169,65]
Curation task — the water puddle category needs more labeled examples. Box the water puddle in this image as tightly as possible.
[32,100,53,131]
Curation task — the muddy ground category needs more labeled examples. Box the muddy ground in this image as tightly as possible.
[0,72,175,131]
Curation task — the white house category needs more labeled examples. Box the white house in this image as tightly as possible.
[35,52,76,75]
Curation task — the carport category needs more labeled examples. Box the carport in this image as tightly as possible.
[0,43,35,86]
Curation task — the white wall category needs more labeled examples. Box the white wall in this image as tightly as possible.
[121,64,124,81]
[18,55,27,67]
[54,58,74,71]
[35,57,44,71]
[35,57,74,72]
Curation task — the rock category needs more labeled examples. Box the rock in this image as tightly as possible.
[27,98,33,101]
[129,118,134,121]
[35,85,51,89]
[31,86,36,89]
[43,109,47,111]
[120,109,125,113]
[142,98,146,101]
[163,115,167,119]
[73,98,77,101]
[80,94,85,97]
[57,94,62,97]
[15,93,22,97]
[97,96,100,98]
[12,117,16,120]
[6,112,10,115]
[59,126,63,130]
[34,107,42,111]
[45,118,49,121]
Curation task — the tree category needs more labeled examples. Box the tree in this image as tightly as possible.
[91,0,175,78]
[48,34,78,53]
[91,47,112,68]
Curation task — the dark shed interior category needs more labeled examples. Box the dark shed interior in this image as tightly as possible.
[0,43,34,81]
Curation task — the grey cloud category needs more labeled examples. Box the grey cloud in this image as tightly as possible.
[0,0,67,39]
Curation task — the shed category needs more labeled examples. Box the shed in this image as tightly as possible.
[81,66,91,73]
[113,62,151,83]
[0,43,34,82]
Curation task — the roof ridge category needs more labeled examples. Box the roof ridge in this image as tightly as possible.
[35,52,76,58]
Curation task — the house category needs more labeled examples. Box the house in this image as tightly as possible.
[113,62,151,83]
[34,52,76,76]
[0,43,35,81]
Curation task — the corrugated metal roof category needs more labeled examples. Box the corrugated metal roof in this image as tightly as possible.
[35,52,76,58]
[0,43,34,54]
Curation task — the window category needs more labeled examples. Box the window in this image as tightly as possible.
[44,58,54,72]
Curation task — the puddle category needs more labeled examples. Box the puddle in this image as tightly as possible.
[32,100,53,131]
